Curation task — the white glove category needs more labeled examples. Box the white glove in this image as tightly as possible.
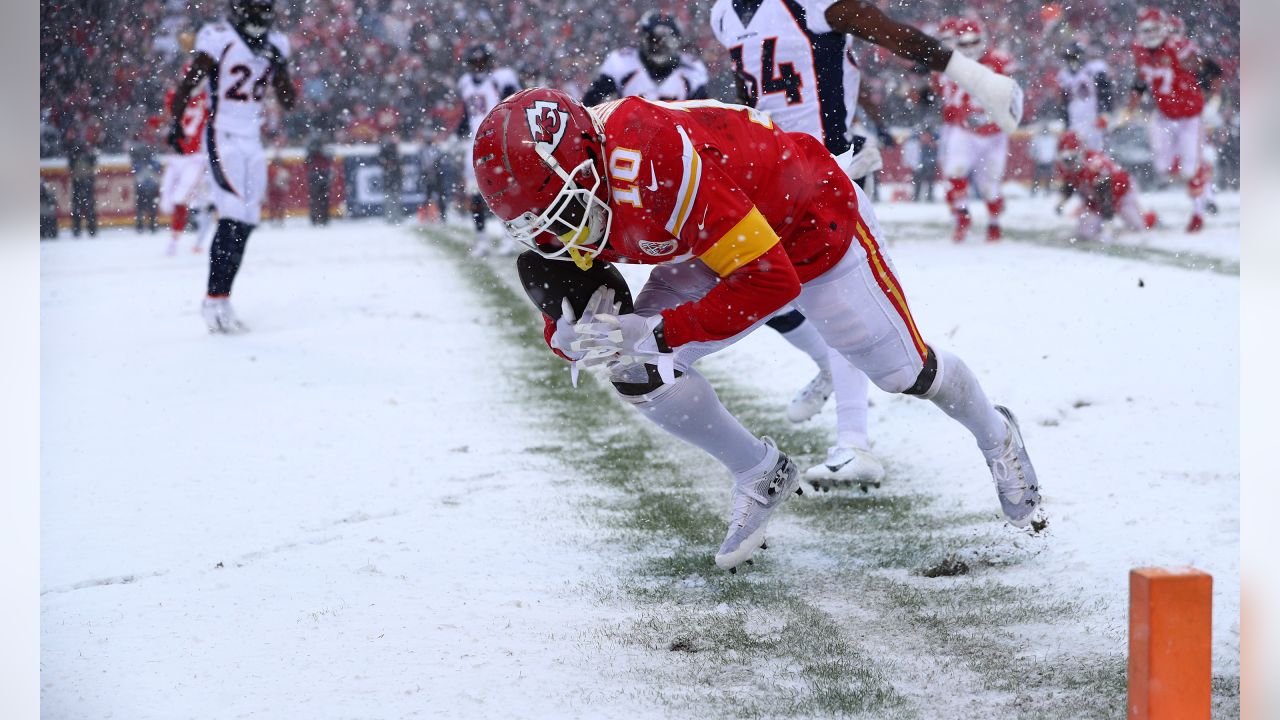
[943,52,1023,134]
[572,312,665,369]
[843,144,883,181]
[549,285,620,363]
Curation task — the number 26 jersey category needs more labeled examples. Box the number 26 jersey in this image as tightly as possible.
[710,0,861,155]
[195,21,291,137]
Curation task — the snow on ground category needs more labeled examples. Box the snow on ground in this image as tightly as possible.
[41,190,1239,718]
[41,222,646,719]
[679,192,1240,673]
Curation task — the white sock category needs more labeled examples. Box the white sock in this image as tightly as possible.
[628,368,768,477]
[779,319,831,373]
[922,348,1009,460]
[830,348,870,449]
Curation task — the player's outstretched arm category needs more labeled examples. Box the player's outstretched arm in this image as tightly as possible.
[823,0,1022,133]
[168,53,216,151]
[823,0,951,71]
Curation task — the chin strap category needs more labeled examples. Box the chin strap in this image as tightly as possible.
[569,246,594,270]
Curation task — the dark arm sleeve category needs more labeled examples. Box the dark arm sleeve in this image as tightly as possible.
[1095,73,1114,113]
[581,74,619,107]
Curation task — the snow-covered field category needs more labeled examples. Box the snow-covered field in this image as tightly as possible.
[41,192,1240,718]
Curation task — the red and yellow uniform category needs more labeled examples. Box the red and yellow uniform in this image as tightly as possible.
[1132,36,1204,120]
[578,97,913,351]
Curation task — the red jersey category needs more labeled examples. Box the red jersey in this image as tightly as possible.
[1057,150,1132,210]
[165,76,210,155]
[581,97,864,348]
[936,49,1012,136]
[1132,37,1204,119]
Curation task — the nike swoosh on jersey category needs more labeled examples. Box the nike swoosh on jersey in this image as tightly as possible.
[646,162,659,191]
[696,206,710,230]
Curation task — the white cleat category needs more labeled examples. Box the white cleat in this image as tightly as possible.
[715,438,802,572]
[804,445,885,492]
[786,369,833,423]
[201,296,246,334]
[988,406,1044,530]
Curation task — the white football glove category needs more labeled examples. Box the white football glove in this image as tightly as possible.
[943,53,1023,134]
[572,312,665,367]
[549,286,621,381]
[841,144,884,182]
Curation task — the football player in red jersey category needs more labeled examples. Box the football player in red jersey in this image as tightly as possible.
[473,89,1042,570]
[158,33,213,256]
[1128,6,1220,232]
[935,17,1014,242]
[1054,130,1158,243]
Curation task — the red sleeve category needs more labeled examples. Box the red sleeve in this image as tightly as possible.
[660,243,800,347]
[634,107,803,346]
[541,314,571,361]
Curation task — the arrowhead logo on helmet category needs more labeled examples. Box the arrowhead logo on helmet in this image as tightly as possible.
[526,100,570,153]
[474,88,614,271]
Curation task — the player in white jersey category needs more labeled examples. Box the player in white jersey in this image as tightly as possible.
[168,0,295,333]
[456,43,520,256]
[581,11,710,106]
[711,0,1023,489]
[1056,42,1114,151]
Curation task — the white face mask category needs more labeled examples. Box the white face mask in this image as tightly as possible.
[1138,21,1166,49]
[505,154,614,271]
[956,38,984,59]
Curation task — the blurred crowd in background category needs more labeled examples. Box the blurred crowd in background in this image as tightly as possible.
[40,0,1240,224]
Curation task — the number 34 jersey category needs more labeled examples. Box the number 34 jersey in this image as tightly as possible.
[710,0,861,154]
[195,21,291,137]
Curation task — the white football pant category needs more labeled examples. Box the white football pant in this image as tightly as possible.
[940,126,1009,202]
[1148,113,1201,181]
[1075,192,1151,242]
[159,154,209,214]
[207,129,267,225]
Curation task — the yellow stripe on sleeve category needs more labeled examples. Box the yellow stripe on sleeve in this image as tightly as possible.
[697,207,780,277]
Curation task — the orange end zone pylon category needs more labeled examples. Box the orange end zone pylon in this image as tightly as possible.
[1129,567,1213,719]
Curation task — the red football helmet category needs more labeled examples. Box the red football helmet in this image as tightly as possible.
[953,18,986,59]
[1057,130,1084,166]
[1137,7,1169,49]
[936,17,960,48]
[472,87,611,268]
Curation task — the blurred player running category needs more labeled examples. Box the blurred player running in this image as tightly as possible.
[159,32,215,256]
[1127,6,1221,232]
[1056,41,1114,151]
[168,0,296,333]
[935,17,1014,242]
[456,43,520,257]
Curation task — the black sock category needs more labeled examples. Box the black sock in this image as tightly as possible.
[207,219,254,296]
[471,194,485,232]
